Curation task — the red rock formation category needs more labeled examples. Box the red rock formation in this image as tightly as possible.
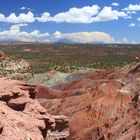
[0,51,9,60]
[0,78,69,140]
[37,63,140,140]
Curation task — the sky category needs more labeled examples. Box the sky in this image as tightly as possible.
[0,0,140,43]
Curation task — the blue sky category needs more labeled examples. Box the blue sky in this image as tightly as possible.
[0,0,140,43]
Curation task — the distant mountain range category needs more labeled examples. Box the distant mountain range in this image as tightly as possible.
[55,39,77,44]
[0,40,42,45]
[55,39,107,44]
[0,40,139,45]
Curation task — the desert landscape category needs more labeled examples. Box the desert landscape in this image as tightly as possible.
[0,0,140,139]
[0,43,140,139]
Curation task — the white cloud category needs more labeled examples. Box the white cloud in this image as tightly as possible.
[0,27,115,43]
[10,23,28,32]
[20,7,26,10]
[53,31,62,39]
[0,11,35,23]
[131,40,137,44]
[112,3,119,6]
[37,5,100,23]
[36,12,51,22]
[126,11,136,14]
[37,6,129,23]
[0,5,130,24]
[30,30,49,38]
[137,18,140,21]
[92,6,129,22]
[123,4,140,11]
[0,13,5,21]
[0,26,138,43]
[54,31,115,43]
[122,38,128,43]
[19,6,34,11]
[52,5,100,23]
[6,11,35,23]
[128,23,135,27]
[0,24,49,42]
[122,38,138,44]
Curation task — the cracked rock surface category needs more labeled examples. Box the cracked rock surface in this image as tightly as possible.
[0,78,69,140]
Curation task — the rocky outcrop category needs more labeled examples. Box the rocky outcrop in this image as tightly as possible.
[0,51,9,60]
[0,59,32,81]
[0,78,69,140]
[0,50,32,81]
[37,63,140,140]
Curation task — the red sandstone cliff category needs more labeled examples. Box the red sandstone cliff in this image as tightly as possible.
[37,63,140,140]
[0,78,69,140]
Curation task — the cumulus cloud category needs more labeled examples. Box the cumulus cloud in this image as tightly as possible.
[112,3,119,6]
[92,6,129,22]
[19,6,34,11]
[10,23,28,32]
[0,11,35,23]
[128,23,135,27]
[54,31,115,43]
[37,5,100,23]
[37,6,129,23]
[0,24,49,42]
[30,30,49,38]
[36,12,51,22]
[0,5,130,24]
[53,31,62,39]
[52,5,100,23]
[0,26,136,43]
[0,13,5,22]
[123,4,140,11]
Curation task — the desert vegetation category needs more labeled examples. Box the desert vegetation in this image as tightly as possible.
[0,43,139,74]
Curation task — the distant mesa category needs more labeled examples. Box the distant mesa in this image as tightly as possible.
[55,39,105,44]
[55,39,76,44]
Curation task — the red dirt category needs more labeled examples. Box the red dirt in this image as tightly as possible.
[37,63,140,140]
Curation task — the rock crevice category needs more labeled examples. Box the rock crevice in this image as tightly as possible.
[0,78,69,140]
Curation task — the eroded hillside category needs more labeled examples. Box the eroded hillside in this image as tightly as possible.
[37,63,140,140]
[0,48,140,140]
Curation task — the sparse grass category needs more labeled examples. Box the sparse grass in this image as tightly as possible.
[1,44,140,74]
